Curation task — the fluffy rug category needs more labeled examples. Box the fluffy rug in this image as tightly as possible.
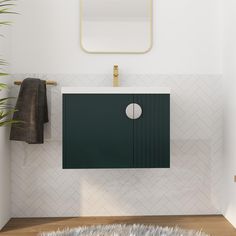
[40,224,209,236]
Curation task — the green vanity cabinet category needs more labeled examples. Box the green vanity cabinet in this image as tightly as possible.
[63,93,170,169]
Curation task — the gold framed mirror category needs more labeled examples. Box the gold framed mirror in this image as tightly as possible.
[80,0,153,54]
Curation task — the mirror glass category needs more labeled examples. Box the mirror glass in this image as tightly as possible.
[80,0,153,54]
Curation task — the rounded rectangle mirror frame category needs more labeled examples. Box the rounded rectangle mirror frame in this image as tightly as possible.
[80,0,153,54]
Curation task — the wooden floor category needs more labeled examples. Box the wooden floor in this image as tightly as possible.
[0,215,235,236]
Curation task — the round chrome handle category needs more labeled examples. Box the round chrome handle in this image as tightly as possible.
[125,103,142,120]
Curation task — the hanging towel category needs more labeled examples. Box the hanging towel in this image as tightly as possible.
[10,78,49,144]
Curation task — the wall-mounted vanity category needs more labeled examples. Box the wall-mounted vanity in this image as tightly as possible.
[62,87,170,169]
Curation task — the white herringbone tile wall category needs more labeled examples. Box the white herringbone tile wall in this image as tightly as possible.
[10,74,223,217]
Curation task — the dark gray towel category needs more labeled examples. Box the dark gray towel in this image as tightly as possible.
[10,78,49,144]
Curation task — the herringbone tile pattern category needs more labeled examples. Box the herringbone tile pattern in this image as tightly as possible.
[10,74,223,217]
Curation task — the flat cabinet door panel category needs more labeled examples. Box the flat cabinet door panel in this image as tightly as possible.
[63,94,133,169]
[133,94,170,168]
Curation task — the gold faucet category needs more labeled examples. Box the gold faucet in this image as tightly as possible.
[113,64,119,87]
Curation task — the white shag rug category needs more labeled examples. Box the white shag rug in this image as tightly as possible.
[39,224,209,236]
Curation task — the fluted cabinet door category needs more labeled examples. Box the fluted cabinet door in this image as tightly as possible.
[133,94,170,168]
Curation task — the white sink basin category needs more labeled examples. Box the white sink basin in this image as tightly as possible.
[61,87,171,94]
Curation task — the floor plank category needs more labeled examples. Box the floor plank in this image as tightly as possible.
[0,215,235,236]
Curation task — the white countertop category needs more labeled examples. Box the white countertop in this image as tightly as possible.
[61,87,171,94]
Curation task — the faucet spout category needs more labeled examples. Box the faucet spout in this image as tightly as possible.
[113,64,119,87]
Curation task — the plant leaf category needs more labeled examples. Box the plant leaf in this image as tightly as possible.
[0,3,14,6]
[0,83,7,88]
[0,72,8,76]
[0,84,8,90]
[0,0,18,127]
[0,105,16,110]
[0,0,16,3]
[0,120,22,127]
[0,7,16,14]
[0,59,8,65]
[0,109,16,119]
[0,97,15,105]
[0,21,11,26]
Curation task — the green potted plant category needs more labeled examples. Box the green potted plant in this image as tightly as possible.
[0,0,18,126]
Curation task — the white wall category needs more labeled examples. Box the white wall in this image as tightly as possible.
[10,0,221,74]
[222,0,236,228]
[0,27,11,229]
